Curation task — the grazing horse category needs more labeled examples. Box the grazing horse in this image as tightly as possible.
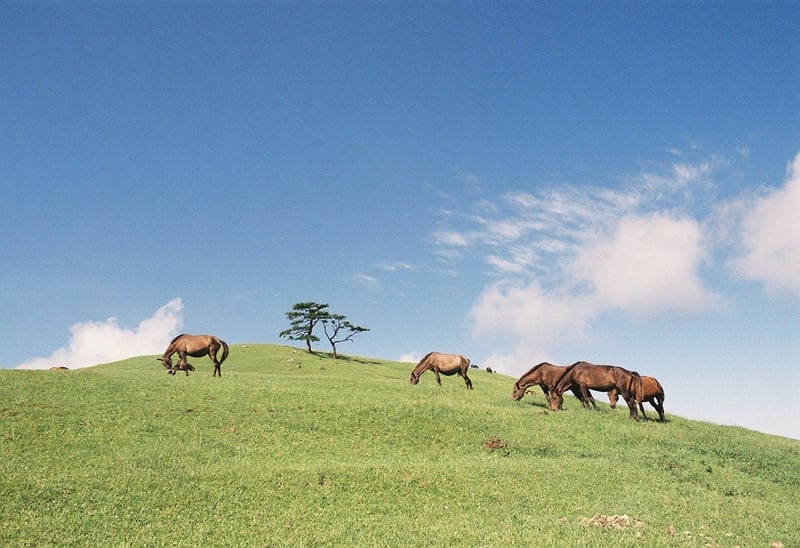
[609,375,665,422]
[550,361,643,420]
[409,352,473,389]
[157,334,229,377]
[511,362,586,408]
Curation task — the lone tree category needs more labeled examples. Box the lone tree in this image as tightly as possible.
[322,314,370,359]
[279,302,330,353]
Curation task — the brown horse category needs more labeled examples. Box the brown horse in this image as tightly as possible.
[409,352,473,389]
[550,361,643,420]
[157,334,229,377]
[609,375,665,422]
[511,362,586,408]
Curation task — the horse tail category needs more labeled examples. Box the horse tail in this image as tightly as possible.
[219,339,229,365]
[654,378,664,400]
[628,371,643,406]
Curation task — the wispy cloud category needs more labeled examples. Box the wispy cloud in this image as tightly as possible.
[15,299,184,370]
[375,261,415,272]
[431,148,791,374]
[353,273,381,291]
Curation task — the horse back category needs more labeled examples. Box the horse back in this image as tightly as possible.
[642,376,664,401]
[541,364,568,386]
[517,362,558,387]
[429,352,468,374]
[168,333,189,346]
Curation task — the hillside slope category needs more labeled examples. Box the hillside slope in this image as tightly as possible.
[1,344,798,546]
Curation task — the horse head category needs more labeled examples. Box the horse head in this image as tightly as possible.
[548,390,563,411]
[157,356,173,371]
[511,383,525,401]
[608,389,619,409]
[409,372,420,385]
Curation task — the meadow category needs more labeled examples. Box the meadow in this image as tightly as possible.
[1,344,798,546]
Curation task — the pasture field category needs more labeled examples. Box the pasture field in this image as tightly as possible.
[1,344,798,546]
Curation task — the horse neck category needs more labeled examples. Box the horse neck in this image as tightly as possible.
[553,365,577,394]
[161,339,182,359]
[518,364,545,387]
[411,361,429,377]
[412,353,434,375]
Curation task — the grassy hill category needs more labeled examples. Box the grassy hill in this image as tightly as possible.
[1,344,798,546]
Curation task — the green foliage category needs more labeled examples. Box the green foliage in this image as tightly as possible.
[279,302,369,358]
[279,301,329,352]
[321,313,369,359]
[1,345,798,546]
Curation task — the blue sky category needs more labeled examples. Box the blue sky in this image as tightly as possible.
[2,2,798,439]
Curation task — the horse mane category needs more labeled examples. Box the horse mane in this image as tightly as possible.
[519,362,549,379]
[554,361,582,393]
[168,333,188,345]
[412,352,435,373]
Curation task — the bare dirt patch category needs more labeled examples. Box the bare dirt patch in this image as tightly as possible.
[580,513,643,530]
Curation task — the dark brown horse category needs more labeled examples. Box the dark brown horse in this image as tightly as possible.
[550,361,643,420]
[511,362,586,408]
[157,334,229,377]
[409,352,473,389]
[609,375,665,422]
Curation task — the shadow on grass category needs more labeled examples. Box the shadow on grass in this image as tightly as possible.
[304,350,383,366]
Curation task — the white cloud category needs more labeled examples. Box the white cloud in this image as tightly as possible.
[15,298,184,370]
[468,281,599,376]
[571,213,718,315]
[470,281,597,350]
[429,151,734,375]
[398,352,423,363]
[731,152,800,295]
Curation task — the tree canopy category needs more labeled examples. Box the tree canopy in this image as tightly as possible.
[322,314,370,359]
[279,302,330,353]
[279,302,369,358]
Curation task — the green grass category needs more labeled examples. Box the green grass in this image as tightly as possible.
[2,344,798,546]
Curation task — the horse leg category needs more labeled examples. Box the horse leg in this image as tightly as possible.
[433,368,442,386]
[209,344,221,377]
[586,391,598,410]
[627,399,639,421]
[178,351,190,376]
[463,372,473,390]
[541,386,551,405]
[654,398,665,422]
[579,386,593,409]
[639,400,649,421]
